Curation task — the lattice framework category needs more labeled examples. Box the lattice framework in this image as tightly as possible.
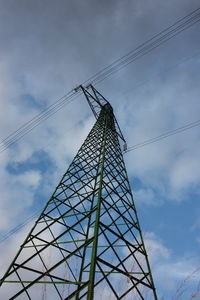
[0,85,157,300]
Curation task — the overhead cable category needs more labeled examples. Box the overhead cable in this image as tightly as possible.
[0,92,80,153]
[125,119,200,153]
[0,209,42,244]
[83,7,200,86]
[2,118,200,243]
[1,7,200,153]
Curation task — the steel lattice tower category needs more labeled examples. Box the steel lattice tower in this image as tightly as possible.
[0,85,157,299]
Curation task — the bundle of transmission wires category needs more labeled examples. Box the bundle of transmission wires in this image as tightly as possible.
[0,7,200,153]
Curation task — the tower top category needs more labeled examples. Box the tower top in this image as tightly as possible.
[75,84,126,143]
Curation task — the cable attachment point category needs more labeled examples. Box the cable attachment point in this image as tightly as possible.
[74,85,82,92]
[123,143,128,152]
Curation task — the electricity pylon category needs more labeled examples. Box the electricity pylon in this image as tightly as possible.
[0,85,157,299]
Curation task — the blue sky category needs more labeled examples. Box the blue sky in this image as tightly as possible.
[0,0,200,299]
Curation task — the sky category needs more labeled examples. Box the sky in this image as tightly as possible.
[0,0,200,299]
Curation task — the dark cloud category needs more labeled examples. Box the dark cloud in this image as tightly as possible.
[1,0,198,96]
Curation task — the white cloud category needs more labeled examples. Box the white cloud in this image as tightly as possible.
[170,149,200,193]
[134,188,163,206]
[142,232,200,298]
[0,1,199,298]
[15,170,41,187]
[0,169,41,230]
[144,232,171,263]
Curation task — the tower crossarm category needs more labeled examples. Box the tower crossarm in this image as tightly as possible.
[75,84,126,143]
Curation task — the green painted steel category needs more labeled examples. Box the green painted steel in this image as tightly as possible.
[1,281,86,285]
[0,85,157,299]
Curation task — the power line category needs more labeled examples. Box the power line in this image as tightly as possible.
[0,92,80,153]
[125,119,200,153]
[2,117,200,244]
[3,64,200,245]
[1,8,199,254]
[121,49,200,96]
[1,90,72,145]
[0,209,42,244]
[86,8,200,86]
[1,7,200,153]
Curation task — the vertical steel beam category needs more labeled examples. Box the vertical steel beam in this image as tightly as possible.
[87,105,109,300]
